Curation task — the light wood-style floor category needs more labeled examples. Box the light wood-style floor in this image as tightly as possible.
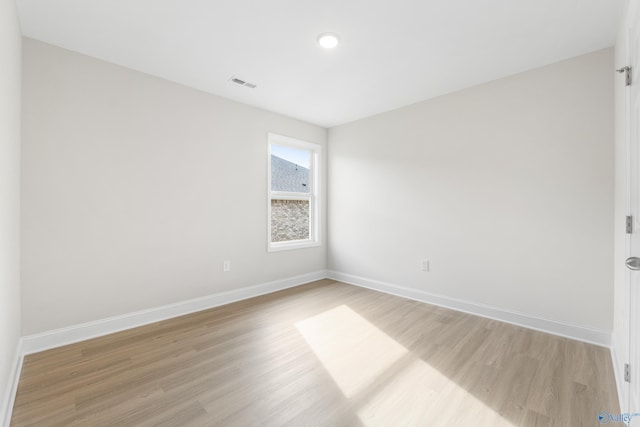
[11,280,618,426]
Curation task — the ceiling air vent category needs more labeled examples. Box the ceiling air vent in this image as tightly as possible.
[230,76,257,89]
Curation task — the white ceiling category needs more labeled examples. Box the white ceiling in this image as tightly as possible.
[17,0,623,128]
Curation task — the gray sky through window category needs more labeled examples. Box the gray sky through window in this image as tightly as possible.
[271,144,310,168]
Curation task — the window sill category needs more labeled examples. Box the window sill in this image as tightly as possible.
[268,240,321,252]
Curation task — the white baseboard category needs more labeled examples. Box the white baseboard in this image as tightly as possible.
[327,270,611,347]
[1,340,23,427]
[21,270,327,355]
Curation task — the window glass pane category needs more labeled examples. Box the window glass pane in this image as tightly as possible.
[271,199,310,242]
[271,144,311,193]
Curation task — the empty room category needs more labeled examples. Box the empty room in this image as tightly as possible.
[1,0,639,426]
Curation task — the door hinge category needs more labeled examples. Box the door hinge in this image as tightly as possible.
[625,363,631,382]
[627,216,633,234]
[617,66,632,86]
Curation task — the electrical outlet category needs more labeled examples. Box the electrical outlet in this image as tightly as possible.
[421,259,430,272]
[223,260,231,272]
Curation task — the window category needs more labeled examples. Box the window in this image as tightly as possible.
[268,133,320,251]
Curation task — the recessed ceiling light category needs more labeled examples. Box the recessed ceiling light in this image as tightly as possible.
[317,32,340,49]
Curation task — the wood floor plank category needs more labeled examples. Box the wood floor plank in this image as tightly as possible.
[11,280,619,426]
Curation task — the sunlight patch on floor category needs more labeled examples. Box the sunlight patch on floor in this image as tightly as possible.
[295,305,515,427]
[295,305,407,397]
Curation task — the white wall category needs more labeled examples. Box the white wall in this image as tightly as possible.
[21,39,327,335]
[328,49,614,332]
[0,0,22,419]
[19,35,616,342]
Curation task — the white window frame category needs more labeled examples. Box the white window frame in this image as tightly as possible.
[267,133,321,252]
